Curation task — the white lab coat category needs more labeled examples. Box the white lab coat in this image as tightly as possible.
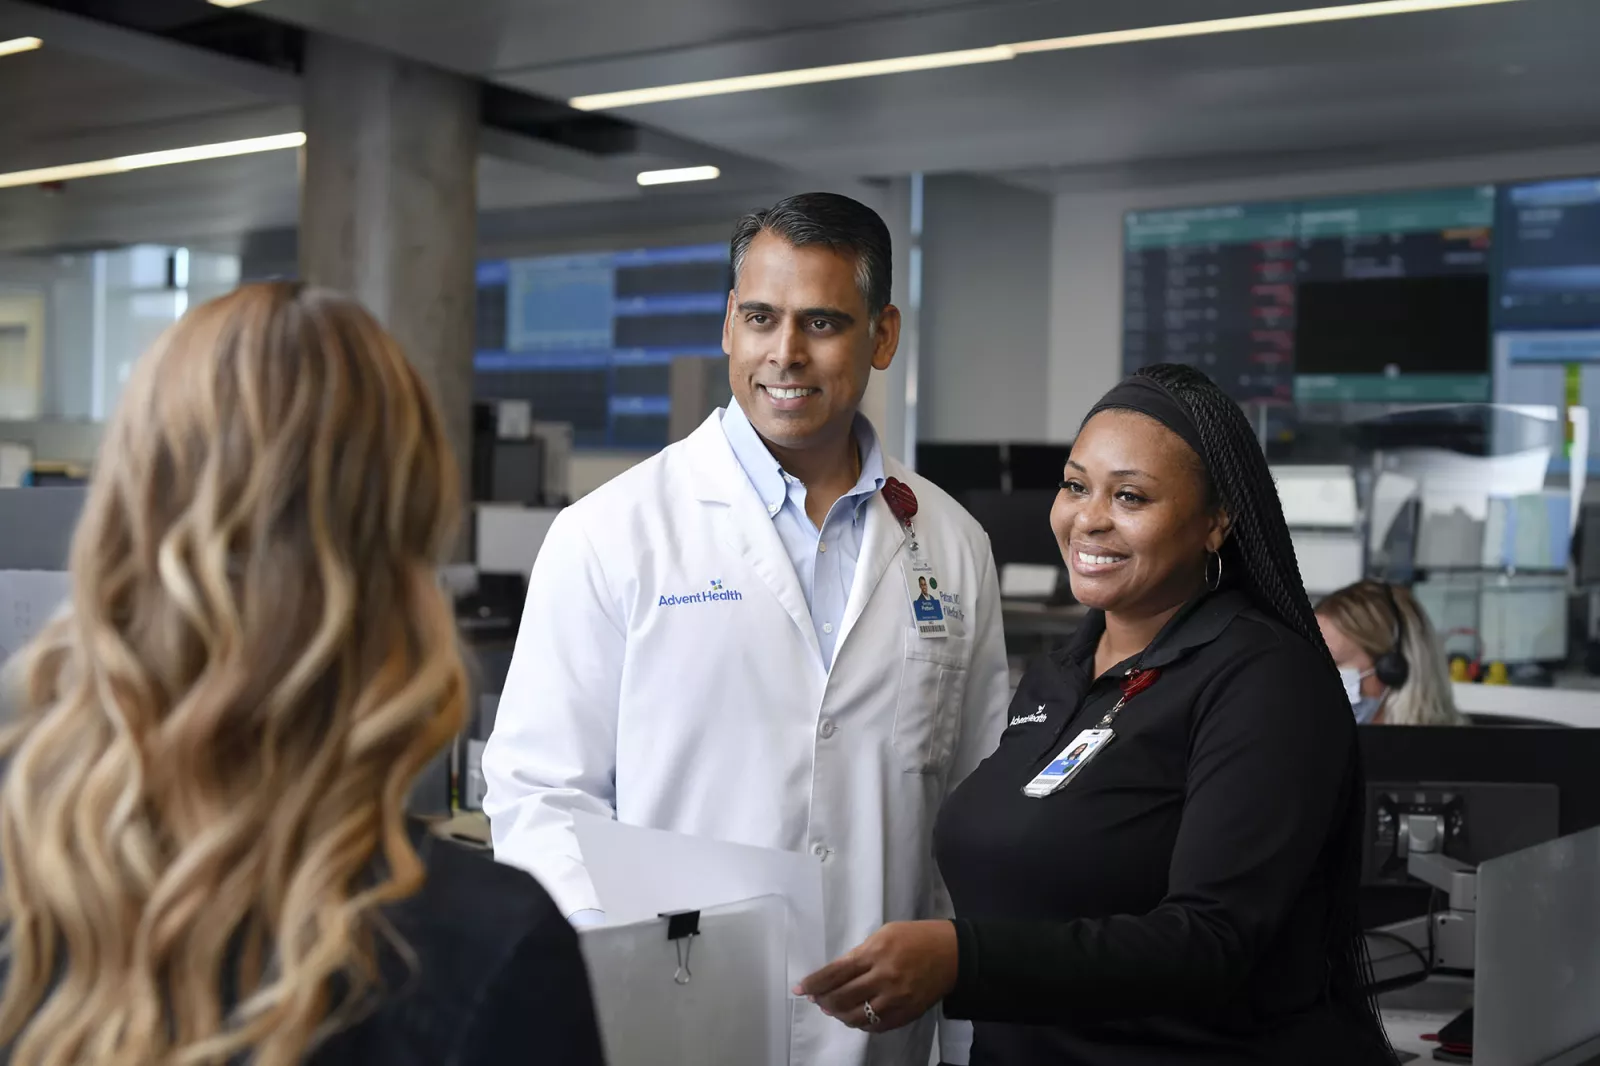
[483,412,1010,1066]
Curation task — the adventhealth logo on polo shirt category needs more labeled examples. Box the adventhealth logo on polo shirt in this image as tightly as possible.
[1010,705,1049,727]
[659,579,744,607]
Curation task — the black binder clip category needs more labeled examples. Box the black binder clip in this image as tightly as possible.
[661,909,700,985]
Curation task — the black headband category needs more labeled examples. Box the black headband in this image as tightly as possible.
[1082,375,1208,471]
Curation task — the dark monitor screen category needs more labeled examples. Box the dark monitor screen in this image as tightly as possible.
[1008,443,1070,492]
[1295,275,1491,376]
[962,489,1061,569]
[915,443,1004,497]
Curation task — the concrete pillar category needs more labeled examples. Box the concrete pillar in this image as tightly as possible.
[299,34,479,540]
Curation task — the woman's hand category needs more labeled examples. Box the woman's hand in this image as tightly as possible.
[795,920,959,1032]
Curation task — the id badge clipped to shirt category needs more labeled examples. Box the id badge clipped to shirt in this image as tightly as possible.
[1021,667,1160,798]
[1022,728,1114,798]
[903,542,948,641]
[883,476,947,640]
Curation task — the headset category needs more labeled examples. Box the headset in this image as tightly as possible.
[1372,582,1411,690]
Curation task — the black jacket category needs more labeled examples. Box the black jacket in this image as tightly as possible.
[310,824,607,1065]
[0,823,607,1066]
[934,589,1392,1066]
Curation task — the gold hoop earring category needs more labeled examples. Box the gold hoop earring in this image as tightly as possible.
[1205,550,1223,592]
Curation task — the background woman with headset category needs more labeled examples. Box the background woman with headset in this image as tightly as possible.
[1316,581,1467,726]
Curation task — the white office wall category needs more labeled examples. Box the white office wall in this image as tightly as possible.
[1046,141,1600,440]
[919,175,1052,443]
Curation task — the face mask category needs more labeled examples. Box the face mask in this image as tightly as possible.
[1338,666,1382,724]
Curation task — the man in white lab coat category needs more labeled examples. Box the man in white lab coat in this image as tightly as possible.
[483,193,1009,1066]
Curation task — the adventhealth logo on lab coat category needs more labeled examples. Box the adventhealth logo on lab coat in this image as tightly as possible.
[658,579,744,607]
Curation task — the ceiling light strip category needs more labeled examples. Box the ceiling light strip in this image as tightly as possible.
[0,36,42,57]
[0,132,306,191]
[568,0,1524,110]
[637,165,722,186]
[1012,0,1524,53]
[570,46,1015,111]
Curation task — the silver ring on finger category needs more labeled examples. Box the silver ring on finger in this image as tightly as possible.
[862,1000,881,1028]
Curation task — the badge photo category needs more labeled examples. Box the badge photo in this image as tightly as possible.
[904,560,947,639]
[1022,728,1114,798]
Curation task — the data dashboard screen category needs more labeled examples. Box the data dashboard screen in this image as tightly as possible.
[474,245,729,449]
[1495,177,1600,332]
[1123,185,1495,405]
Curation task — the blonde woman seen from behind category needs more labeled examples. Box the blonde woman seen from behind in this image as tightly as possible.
[1316,580,1467,727]
[0,283,607,1066]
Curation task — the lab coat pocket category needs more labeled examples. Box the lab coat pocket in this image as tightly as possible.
[893,641,970,775]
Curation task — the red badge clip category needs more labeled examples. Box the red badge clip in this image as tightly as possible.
[1120,668,1161,701]
[883,476,919,532]
[1096,667,1162,729]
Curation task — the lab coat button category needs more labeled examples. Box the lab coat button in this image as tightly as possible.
[811,842,827,858]
[819,719,836,739]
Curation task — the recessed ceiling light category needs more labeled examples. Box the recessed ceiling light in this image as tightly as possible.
[570,0,1524,110]
[0,132,306,191]
[0,36,42,58]
[637,165,722,186]
[207,0,268,6]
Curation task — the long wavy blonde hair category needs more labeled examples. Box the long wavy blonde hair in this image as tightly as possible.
[0,282,468,1066]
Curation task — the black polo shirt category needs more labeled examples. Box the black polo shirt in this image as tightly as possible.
[934,588,1392,1066]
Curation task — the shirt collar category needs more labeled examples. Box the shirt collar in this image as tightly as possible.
[720,401,886,519]
[1061,586,1254,676]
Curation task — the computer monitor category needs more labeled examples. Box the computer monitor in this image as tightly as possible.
[961,489,1062,570]
[1358,726,1600,927]
[914,443,1004,498]
[1007,443,1070,492]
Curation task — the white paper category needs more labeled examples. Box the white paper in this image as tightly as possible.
[579,897,789,1066]
[1388,446,1551,521]
[0,570,69,666]
[574,812,826,987]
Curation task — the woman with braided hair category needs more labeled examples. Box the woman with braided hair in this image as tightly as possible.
[799,363,1394,1065]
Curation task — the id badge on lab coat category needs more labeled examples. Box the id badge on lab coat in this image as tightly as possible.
[903,541,948,640]
[1022,728,1114,797]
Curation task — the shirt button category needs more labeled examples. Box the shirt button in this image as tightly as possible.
[818,541,828,553]
[811,842,828,858]
[767,502,780,515]
[819,719,836,738]
[823,622,834,634]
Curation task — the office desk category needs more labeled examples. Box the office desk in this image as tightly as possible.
[1377,975,1600,1066]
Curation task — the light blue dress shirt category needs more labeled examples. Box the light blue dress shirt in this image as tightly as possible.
[720,401,886,670]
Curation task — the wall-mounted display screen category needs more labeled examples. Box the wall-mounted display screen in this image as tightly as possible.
[473,244,730,449]
[1495,177,1600,332]
[1123,185,1495,405]
[1124,172,1600,468]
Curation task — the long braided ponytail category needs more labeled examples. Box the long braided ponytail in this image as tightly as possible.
[1133,363,1396,1061]
[1134,363,1328,661]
